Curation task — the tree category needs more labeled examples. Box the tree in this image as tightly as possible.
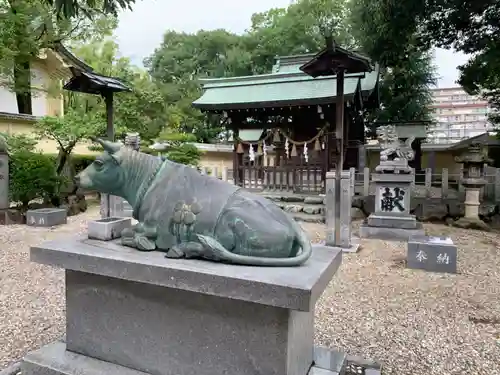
[156,128,202,166]
[70,39,168,143]
[351,0,500,127]
[146,1,356,142]
[248,0,354,72]
[34,106,103,175]
[43,0,137,19]
[0,0,116,114]
[349,0,437,137]
[146,29,253,142]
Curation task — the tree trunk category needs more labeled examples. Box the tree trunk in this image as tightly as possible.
[56,149,70,175]
[14,58,32,115]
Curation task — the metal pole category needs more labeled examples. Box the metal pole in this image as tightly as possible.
[105,93,114,141]
[334,70,345,247]
[104,92,114,218]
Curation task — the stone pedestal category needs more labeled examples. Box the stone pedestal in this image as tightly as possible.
[325,171,360,253]
[23,237,344,375]
[359,173,424,241]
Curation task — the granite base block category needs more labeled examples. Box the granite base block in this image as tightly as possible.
[26,208,67,227]
[65,269,315,375]
[22,342,350,375]
[359,223,425,241]
[28,238,342,375]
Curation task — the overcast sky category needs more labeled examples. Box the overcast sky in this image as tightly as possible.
[115,0,468,88]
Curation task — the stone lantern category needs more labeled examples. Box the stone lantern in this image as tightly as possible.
[453,143,491,230]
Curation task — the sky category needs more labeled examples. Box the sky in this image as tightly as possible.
[115,0,468,88]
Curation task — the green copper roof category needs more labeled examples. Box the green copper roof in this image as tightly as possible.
[192,65,379,110]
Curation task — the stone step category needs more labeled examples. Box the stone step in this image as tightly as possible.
[261,194,325,205]
[277,203,325,215]
[292,212,325,223]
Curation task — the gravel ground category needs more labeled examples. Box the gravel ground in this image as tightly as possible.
[0,207,97,370]
[1,208,499,375]
[303,220,500,375]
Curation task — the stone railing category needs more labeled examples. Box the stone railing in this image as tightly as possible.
[353,165,500,203]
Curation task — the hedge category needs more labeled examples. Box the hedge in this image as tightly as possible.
[9,151,60,209]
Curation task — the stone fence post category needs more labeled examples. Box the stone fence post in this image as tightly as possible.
[325,170,359,252]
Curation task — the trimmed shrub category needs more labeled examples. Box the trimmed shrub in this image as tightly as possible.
[166,144,201,166]
[9,151,60,209]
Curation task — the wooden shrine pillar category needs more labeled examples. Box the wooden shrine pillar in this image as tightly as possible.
[233,129,242,186]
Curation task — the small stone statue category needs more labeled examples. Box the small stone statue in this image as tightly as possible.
[377,125,415,162]
[376,125,414,173]
[75,138,312,266]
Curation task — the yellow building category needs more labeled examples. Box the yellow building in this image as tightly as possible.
[0,46,98,155]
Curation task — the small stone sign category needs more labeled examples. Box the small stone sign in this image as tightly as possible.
[407,235,457,274]
[26,208,67,227]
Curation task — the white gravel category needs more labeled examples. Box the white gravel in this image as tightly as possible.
[0,206,97,369]
[303,221,500,375]
[1,209,499,375]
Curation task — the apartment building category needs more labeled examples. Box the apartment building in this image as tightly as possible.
[427,87,493,143]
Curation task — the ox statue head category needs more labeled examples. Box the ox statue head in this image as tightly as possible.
[74,137,127,195]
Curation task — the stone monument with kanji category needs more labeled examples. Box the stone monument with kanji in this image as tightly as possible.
[359,125,425,241]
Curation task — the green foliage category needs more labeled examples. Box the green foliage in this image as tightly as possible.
[351,0,500,128]
[157,128,197,146]
[166,144,202,167]
[44,0,136,19]
[0,0,117,114]
[156,129,201,166]
[9,151,60,208]
[248,0,354,72]
[145,0,357,142]
[35,109,103,150]
[68,39,168,144]
[350,0,437,137]
[0,132,37,153]
[34,107,104,175]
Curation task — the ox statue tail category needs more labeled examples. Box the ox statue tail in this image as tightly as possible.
[196,229,312,267]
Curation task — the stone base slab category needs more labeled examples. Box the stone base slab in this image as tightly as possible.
[359,223,425,241]
[321,236,361,253]
[22,341,149,375]
[22,342,353,375]
[452,217,490,231]
[342,236,361,253]
[367,214,417,229]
